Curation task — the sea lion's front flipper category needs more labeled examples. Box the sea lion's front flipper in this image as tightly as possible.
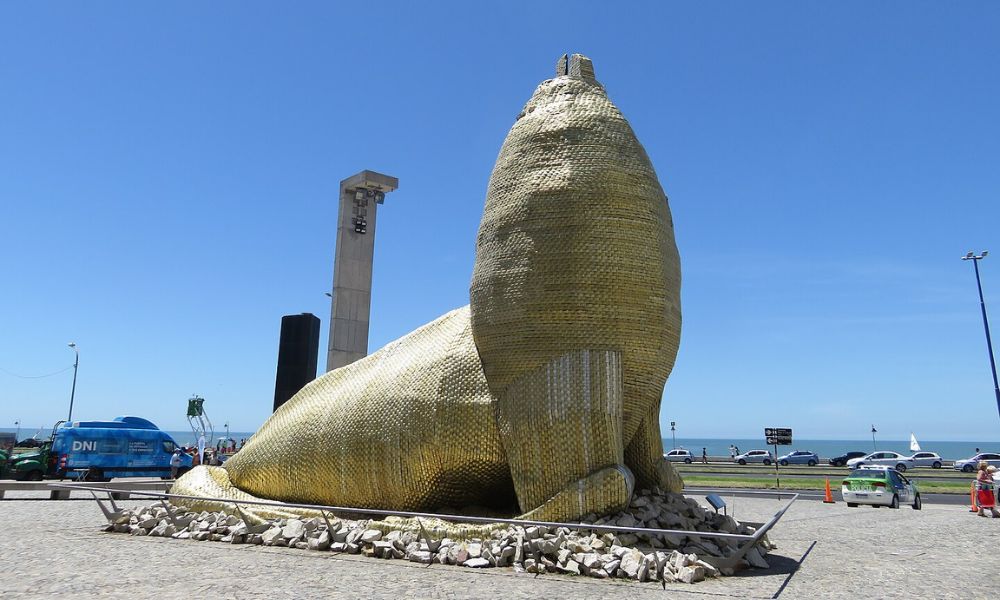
[172,465,323,524]
[518,465,634,522]
[498,349,633,521]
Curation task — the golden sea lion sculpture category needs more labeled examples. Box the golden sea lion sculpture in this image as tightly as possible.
[174,53,684,523]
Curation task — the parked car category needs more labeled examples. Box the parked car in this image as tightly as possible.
[842,466,921,509]
[734,450,773,465]
[663,448,693,463]
[829,451,867,467]
[777,450,819,466]
[953,452,1000,473]
[846,451,915,472]
[908,451,944,469]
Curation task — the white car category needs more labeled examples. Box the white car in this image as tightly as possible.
[846,451,916,472]
[842,466,921,509]
[663,448,693,463]
[908,451,944,469]
[734,450,773,465]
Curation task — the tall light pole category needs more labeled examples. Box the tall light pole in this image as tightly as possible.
[962,251,1000,420]
[871,425,877,452]
[13,420,19,443]
[67,342,79,422]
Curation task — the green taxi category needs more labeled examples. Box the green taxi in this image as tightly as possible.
[842,466,921,509]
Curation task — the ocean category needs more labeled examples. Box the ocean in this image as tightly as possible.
[0,427,258,451]
[162,431,258,448]
[2,427,995,461]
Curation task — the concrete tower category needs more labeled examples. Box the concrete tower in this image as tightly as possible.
[326,170,399,372]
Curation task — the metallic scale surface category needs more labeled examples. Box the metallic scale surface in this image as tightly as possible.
[174,54,684,523]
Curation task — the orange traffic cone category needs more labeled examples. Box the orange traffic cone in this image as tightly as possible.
[970,482,979,512]
[823,478,835,504]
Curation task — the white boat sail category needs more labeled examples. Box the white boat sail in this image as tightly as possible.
[909,433,921,452]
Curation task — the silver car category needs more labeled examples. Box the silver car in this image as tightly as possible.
[663,448,693,463]
[908,451,944,469]
[846,451,916,472]
[953,452,1000,473]
[734,450,773,465]
[777,450,819,466]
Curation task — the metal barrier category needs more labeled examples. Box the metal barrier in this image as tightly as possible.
[0,479,172,500]
[57,483,797,570]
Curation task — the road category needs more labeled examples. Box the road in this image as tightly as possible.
[678,468,970,484]
[687,486,970,505]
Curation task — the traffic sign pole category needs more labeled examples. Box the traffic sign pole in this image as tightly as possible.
[764,427,793,491]
[773,441,780,489]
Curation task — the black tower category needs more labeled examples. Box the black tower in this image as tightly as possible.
[273,313,321,412]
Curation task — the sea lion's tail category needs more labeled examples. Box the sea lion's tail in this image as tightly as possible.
[172,465,318,524]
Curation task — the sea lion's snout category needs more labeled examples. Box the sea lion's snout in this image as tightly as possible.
[555,53,598,82]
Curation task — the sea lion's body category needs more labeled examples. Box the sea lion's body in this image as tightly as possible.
[174,54,683,522]
[220,306,517,511]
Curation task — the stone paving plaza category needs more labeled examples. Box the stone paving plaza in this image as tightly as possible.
[0,490,995,599]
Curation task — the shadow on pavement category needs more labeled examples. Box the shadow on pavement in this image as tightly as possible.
[729,541,817,599]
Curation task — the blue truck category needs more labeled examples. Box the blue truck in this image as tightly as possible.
[6,416,192,481]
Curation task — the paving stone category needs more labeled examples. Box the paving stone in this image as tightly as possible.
[1,490,989,599]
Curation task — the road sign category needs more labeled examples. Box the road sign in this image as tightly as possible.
[764,427,794,489]
[765,427,792,445]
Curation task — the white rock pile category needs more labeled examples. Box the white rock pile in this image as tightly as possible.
[103,488,771,585]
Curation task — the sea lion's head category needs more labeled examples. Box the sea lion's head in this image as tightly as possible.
[470,54,681,441]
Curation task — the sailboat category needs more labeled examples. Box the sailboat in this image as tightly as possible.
[909,433,921,453]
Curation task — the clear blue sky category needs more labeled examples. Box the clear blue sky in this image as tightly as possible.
[1,2,998,441]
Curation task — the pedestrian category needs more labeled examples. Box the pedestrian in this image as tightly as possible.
[729,445,736,459]
[702,447,708,464]
[734,445,740,455]
[975,448,980,454]
[976,462,1000,518]
[170,448,183,479]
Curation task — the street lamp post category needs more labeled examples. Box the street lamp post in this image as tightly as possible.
[670,421,676,449]
[14,420,19,443]
[962,251,1000,420]
[67,342,79,422]
[871,425,877,452]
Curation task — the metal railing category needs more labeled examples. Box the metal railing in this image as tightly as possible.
[57,483,796,570]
